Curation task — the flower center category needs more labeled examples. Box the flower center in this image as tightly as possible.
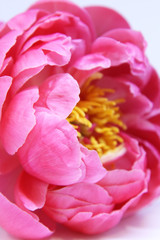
[67,73,126,157]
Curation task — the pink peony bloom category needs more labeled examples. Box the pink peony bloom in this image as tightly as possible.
[0,0,160,238]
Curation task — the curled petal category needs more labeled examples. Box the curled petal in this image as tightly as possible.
[44,182,113,223]
[18,111,82,185]
[11,34,74,96]
[64,181,148,234]
[74,53,110,70]
[80,145,106,183]
[51,182,112,204]
[1,88,39,155]
[36,73,80,118]
[0,193,54,239]
[104,28,147,51]
[72,53,111,85]
[29,0,95,40]
[102,133,146,171]
[12,48,64,78]
[92,37,149,77]
[0,30,20,70]
[8,9,47,33]
[15,171,48,211]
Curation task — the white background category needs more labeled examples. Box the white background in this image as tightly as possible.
[0,0,160,239]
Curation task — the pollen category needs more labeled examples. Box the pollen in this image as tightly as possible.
[67,73,127,157]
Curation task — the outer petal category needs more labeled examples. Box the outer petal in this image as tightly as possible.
[0,76,12,119]
[15,171,48,211]
[36,73,80,118]
[104,28,147,51]
[98,169,146,203]
[64,179,148,235]
[53,182,112,204]
[18,10,93,53]
[0,193,54,239]
[0,30,20,70]
[92,37,147,73]
[10,33,74,96]
[85,6,130,37]
[8,9,47,33]
[1,87,39,155]
[44,182,113,223]
[18,111,82,185]
[29,0,95,40]
[12,49,49,77]
[12,33,73,78]
[142,68,160,108]
[44,179,148,235]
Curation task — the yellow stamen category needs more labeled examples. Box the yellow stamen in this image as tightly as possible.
[67,73,126,157]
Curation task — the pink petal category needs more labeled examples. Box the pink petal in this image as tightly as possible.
[21,32,72,56]
[102,133,146,171]
[8,9,46,33]
[85,6,130,37]
[92,37,148,76]
[124,115,160,152]
[92,37,135,65]
[0,30,20,70]
[1,88,39,155]
[51,182,112,204]
[41,39,72,66]
[0,143,19,175]
[15,171,48,211]
[104,28,147,51]
[66,184,148,234]
[101,78,153,116]
[99,169,146,203]
[74,53,110,70]
[80,145,106,183]
[29,0,95,40]
[96,72,154,117]
[142,68,160,108]
[0,166,22,203]
[0,57,13,75]
[10,34,74,96]
[72,53,110,85]
[10,66,44,97]
[36,73,80,118]
[0,193,54,239]
[19,10,93,55]
[12,49,48,77]
[67,211,123,234]
[18,111,82,185]
[44,182,113,223]
[134,140,160,207]
[0,76,12,119]
[12,34,73,77]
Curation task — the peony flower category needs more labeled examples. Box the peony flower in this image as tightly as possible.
[0,0,160,238]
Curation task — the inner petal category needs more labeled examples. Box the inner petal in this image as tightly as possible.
[67,73,126,157]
